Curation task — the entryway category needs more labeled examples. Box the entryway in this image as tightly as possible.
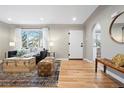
[68,30,83,59]
[92,23,101,61]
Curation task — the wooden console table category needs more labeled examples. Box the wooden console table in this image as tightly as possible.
[95,58,124,74]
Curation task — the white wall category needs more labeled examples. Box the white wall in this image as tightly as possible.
[0,21,10,59]
[84,5,124,83]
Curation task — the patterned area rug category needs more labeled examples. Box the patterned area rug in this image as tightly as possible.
[0,61,61,87]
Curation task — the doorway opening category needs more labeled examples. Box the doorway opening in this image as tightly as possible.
[92,23,101,61]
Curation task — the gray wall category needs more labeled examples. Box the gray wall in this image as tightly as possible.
[49,24,83,59]
[0,22,10,59]
[9,24,83,59]
[84,5,124,83]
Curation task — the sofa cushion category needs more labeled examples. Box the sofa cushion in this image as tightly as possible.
[8,50,17,58]
[40,50,48,59]
[112,54,124,67]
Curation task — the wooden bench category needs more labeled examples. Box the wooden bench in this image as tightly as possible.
[95,58,124,74]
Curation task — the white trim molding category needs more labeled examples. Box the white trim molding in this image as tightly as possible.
[107,70,124,83]
[56,58,69,61]
[99,65,124,83]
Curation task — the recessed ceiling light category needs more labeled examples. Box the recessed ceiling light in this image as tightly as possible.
[40,18,44,21]
[7,18,12,21]
[72,17,77,21]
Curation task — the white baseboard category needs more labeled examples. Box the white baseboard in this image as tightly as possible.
[106,70,124,83]
[99,64,124,83]
[56,58,69,61]
[83,58,93,63]
[86,59,124,83]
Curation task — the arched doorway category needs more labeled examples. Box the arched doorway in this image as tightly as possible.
[92,23,101,61]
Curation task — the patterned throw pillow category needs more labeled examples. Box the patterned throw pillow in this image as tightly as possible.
[112,54,124,67]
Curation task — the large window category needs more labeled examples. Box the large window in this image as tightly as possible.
[21,29,42,49]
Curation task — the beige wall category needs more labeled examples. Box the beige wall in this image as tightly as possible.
[0,22,10,59]
[84,5,124,82]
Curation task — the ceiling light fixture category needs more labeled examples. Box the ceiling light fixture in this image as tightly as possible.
[72,17,77,21]
[40,18,44,21]
[7,18,12,21]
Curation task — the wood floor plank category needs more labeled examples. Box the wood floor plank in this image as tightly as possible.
[58,60,123,88]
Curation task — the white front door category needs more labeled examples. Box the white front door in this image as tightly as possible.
[69,30,83,59]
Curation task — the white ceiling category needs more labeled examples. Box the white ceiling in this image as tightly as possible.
[0,5,98,24]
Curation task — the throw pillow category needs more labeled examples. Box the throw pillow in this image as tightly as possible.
[112,54,124,67]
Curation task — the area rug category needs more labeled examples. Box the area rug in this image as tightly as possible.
[0,61,61,87]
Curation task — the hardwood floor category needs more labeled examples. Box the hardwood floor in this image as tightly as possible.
[58,60,124,88]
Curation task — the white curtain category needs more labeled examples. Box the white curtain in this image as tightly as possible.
[42,28,49,50]
[15,28,22,50]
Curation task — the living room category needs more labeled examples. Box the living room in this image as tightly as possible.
[0,5,124,88]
